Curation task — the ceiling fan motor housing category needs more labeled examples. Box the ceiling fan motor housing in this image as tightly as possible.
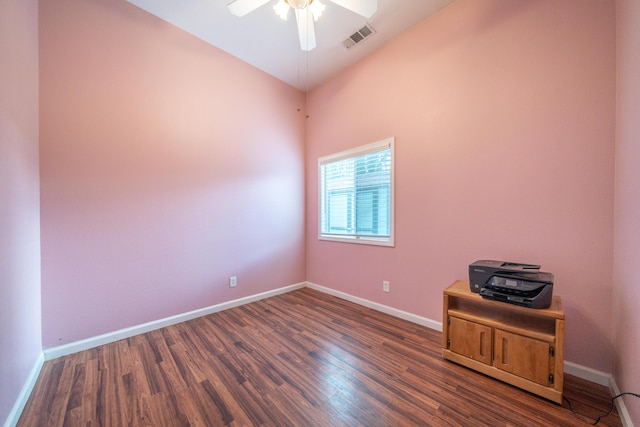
[286,0,313,9]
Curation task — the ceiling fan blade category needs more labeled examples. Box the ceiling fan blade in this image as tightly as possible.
[329,0,377,18]
[294,8,316,51]
[227,0,271,17]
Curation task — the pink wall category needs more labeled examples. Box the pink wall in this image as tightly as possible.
[5,0,632,421]
[614,0,640,422]
[39,0,306,348]
[0,0,42,423]
[306,0,616,372]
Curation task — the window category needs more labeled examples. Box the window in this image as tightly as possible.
[318,137,394,246]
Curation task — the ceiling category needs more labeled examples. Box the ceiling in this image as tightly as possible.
[126,0,456,91]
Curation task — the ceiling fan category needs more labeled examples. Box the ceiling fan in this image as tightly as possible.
[227,0,378,51]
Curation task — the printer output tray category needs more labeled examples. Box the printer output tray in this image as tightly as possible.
[479,283,553,309]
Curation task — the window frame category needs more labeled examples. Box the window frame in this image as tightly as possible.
[317,137,395,247]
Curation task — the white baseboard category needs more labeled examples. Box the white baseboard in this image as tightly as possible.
[306,282,443,332]
[564,360,612,386]
[607,373,634,427]
[3,352,44,427]
[43,282,306,361]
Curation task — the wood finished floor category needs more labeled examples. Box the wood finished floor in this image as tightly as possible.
[18,288,622,426]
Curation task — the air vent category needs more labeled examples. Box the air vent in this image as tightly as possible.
[342,23,375,49]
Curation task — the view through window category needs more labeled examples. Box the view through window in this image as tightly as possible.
[318,138,394,246]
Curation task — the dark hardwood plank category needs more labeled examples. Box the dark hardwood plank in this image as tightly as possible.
[17,288,622,426]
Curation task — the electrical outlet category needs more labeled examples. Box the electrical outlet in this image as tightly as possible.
[229,276,237,288]
[383,281,390,293]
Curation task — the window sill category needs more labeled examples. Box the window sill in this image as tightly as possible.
[318,235,395,247]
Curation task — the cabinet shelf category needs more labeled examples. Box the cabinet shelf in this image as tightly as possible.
[446,308,556,343]
[443,280,564,403]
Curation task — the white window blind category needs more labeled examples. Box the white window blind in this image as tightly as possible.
[318,138,394,246]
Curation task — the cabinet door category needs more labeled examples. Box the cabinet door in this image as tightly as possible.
[448,316,492,365]
[494,329,553,386]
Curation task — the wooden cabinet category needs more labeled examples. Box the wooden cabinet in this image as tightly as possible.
[442,280,564,403]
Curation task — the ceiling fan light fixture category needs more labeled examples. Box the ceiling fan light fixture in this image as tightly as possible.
[275,0,322,21]
[287,0,311,9]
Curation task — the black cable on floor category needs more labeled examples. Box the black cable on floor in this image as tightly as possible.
[563,392,640,425]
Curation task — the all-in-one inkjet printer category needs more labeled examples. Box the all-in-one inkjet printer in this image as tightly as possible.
[469,260,554,309]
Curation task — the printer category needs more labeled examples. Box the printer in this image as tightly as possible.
[468,260,554,309]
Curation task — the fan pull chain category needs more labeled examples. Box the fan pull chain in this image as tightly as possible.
[305,7,310,119]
